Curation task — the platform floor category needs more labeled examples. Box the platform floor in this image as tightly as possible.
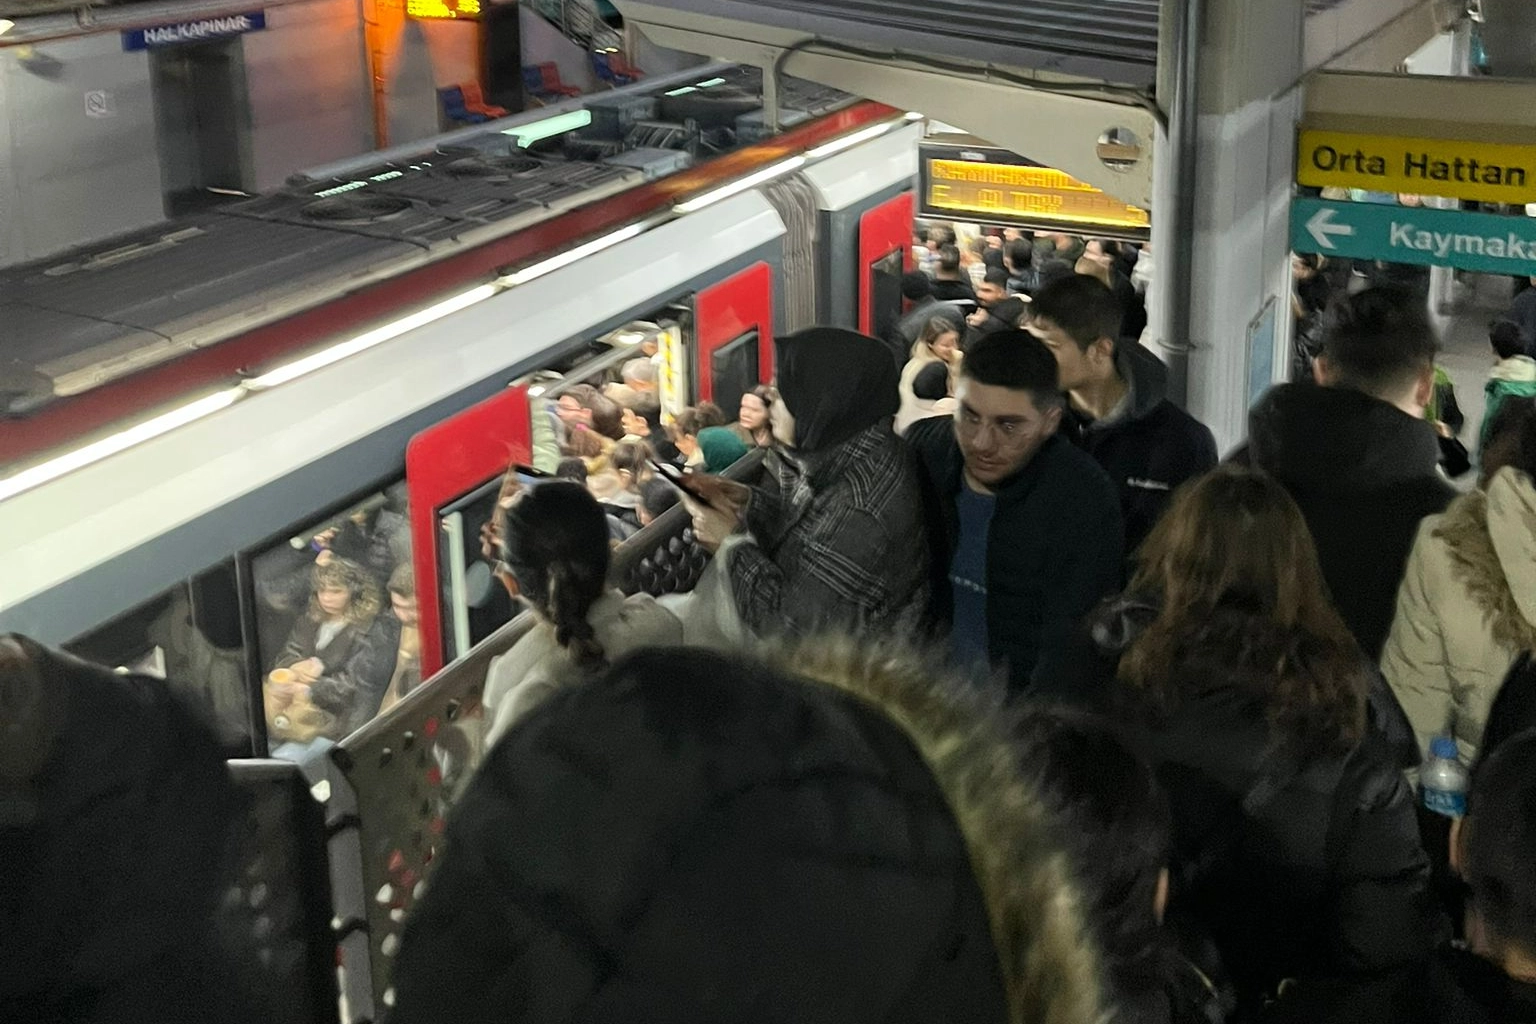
[1432,272,1524,489]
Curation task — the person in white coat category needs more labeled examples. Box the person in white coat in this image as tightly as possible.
[482,476,682,747]
[895,316,959,435]
[1381,399,1536,760]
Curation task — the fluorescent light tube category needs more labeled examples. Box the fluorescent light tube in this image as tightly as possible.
[498,224,647,285]
[0,388,243,503]
[245,285,498,390]
[502,109,592,148]
[805,122,897,160]
[673,157,806,213]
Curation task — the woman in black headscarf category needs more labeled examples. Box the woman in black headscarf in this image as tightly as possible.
[686,326,929,637]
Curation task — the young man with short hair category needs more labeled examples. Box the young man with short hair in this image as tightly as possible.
[1240,286,1455,660]
[931,244,977,304]
[1030,274,1217,552]
[906,330,1124,694]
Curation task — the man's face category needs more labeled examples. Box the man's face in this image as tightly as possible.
[1029,316,1100,392]
[976,281,1007,308]
[392,592,419,628]
[953,378,1061,490]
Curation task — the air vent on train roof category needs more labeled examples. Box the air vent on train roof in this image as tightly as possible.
[440,153,544,178]
[301,194,413,224]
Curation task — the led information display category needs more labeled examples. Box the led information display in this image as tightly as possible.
[918,143,1149,238]
[406,0,480,19]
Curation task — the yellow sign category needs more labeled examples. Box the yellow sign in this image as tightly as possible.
[924,159,1149,230]
[406,0,479,19]
[1297,129,1536,203]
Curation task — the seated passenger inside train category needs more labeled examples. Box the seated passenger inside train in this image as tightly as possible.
[267,557,398,746]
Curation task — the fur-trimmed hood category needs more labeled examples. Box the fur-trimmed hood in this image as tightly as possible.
[1435,467,1536,652]
[761,637,1107,1024]
[392,638,1107,1024]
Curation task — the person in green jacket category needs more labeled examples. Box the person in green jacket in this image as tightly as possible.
[1481,321,1536,459]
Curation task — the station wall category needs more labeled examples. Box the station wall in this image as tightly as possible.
[0,0,378,268]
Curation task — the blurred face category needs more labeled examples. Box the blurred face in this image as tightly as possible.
[770,396,797,446]
[739,393,769,431]
[317,583,352,618]
[392,592,419,628]
[556,396,587,426]
[928,330,959,363]
[953,378,1061,490]
[621,407,649,436]
[976,281,1007,308]
[1029,316,1106,392]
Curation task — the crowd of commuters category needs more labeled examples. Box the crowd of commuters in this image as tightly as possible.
[11,245,1536,1024]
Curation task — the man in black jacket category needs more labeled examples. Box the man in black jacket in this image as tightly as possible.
[1238,287,1455,660]
[1030,274,1218,552]
[907,330,1124,694]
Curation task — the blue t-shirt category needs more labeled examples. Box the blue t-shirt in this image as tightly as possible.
[949,485,994,667]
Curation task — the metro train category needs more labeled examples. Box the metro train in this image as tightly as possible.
[0,60,923,755]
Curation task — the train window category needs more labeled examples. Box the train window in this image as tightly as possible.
[870,249,905,344]
[710,329,760,425]
[524,321,664,475]
[65,562,254,756]
[248,482,416,764]
[436,471,529,663]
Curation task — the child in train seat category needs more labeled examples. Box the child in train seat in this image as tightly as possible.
[266,557,396,749]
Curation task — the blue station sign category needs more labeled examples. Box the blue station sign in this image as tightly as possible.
[1291,197,1536,275]
[122,11,266,51]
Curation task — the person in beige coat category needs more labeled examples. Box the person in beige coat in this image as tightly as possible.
[1381,450,1536,761]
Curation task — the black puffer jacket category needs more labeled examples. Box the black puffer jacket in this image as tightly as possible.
[389,642,1107,1024]
[1068,603,1442,1007]
[1237,384,1455,660]
[1261,945,1536,1024]
[906,422,1125,694]
[1063,344,1218,553]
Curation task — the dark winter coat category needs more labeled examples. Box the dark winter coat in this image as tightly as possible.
[1067,603,1442,1008]
[1260,945,1536,1024]
[1063,345,1218,552]
[0,635,252,1024]
[388,640,1107,1024]
[905,420,1124,693]
[277,613,398,737]
[1237,383,1456,660]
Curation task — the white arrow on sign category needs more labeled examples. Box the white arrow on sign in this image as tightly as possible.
[1306,206,1356,250]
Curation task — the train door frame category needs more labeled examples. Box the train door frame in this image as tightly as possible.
[857,193,915,339]
[404,386,532,680]
[694,261,775,409]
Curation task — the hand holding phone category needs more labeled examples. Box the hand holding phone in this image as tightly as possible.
[649,461,749,512]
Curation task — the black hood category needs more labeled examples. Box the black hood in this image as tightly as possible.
[1248,383,1442,492]
[777,326,899,453]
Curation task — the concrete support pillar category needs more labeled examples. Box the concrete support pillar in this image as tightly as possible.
[1154,0,1305,454]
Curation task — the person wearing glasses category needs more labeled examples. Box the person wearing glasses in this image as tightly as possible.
[906,329,1124,694]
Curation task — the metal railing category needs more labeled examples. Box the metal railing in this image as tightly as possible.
[324,448,765,1018]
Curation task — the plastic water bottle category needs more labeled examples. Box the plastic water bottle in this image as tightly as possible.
[1420,736,1470,818]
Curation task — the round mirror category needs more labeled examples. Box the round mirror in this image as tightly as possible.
[1097,127,1144,173]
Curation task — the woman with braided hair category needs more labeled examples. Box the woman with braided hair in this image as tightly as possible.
[482,475,682,748]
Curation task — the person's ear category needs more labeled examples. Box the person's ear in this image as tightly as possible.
[1154,867,1170,924]
[1312,353,1333,386]
[1043,403,1063,436]
[1091,336,1116,367]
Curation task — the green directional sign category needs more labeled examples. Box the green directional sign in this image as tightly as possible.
[1291,197,1536,275]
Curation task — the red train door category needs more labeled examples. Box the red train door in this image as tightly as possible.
[405,386,532,678]
[858,192,914,338]
[694,262,774,414]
